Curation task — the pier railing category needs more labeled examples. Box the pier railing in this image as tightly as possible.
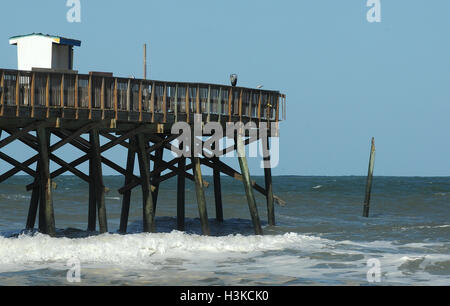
[0,69,286,123]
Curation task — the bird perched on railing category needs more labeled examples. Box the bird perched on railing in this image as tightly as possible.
[230,74,238,87]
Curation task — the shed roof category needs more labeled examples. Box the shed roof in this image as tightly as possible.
[9,33,81,47]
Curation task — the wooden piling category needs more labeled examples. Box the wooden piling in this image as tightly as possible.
[136,133,155,233]
[236,133,263,235]
[263,135,275,226]
[26,184,40,230]
[212,141,224,222]
[363,137,376,218]
[26,162,40,230]
[119,137,136,233]
[152,143,164,210]
[90,129,108,233]
[213,159,224,222]
[177,156,186,231]
[87,157,97,231]
[36,127,56,236]
[192,135,210,236]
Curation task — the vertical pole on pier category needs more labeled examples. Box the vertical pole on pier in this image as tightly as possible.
[263,133,275,226]
[236,131,263,235]
[119,137,136,233]
[143,43,147,80]
[26,162,40,230]
[177,154,186,231]
[36,127,56,236]
[136,133,155,233]
[363,138,376,218]
[191,134,210,236]
[87,156,97,232]
[90,129,108,233]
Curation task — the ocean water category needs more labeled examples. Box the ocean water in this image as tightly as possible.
[0,176,449,286]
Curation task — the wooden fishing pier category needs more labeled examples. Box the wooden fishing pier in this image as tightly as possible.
[0,68,286,236]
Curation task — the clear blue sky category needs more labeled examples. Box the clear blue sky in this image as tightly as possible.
[0,0,449,177]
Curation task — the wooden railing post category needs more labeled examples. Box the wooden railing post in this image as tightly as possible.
[114,78,118,120]
[101,77,105,120]
[196,84,200,114]
[75,74,79,120]
[238,88,243,121]
[31,72,35,118]
[207,85,211,123]
[163,83,167,122]
[228,88,232,122]
[88,74,92,119]
[248,90,252,120]
[60,74,65,118]
[0,71,4,116]
[257,92,262,122]
[150,82,155,123]
[174,85,178,122]
[217,87,222,122]
[126,79,131,113]
[275,94,280,122]
[15,72,20,117]
[45,74,50,118]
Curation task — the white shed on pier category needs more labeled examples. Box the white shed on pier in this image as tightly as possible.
[9,33,81,71]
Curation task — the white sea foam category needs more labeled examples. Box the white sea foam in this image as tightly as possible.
[0,232,323,271]
[0,232,448,285]
[398,224,450,231]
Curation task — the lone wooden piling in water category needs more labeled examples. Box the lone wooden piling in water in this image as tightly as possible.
[0,68,286,236]
[363,137,376,218]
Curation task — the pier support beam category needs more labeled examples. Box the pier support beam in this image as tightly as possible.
[90,129,108,233]
[26,163,40,230]
[177,156,186,231]
[192,136,210,236]
[236,133,263,235]
[152,141,164,210]
[263,135,275,226]
[87,157,96,231]
[213,158,224,223]
[136,133,155,233]
[119,137,136,233]
[36,127,56,236]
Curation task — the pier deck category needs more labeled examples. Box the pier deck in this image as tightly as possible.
[0,68,286,236]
